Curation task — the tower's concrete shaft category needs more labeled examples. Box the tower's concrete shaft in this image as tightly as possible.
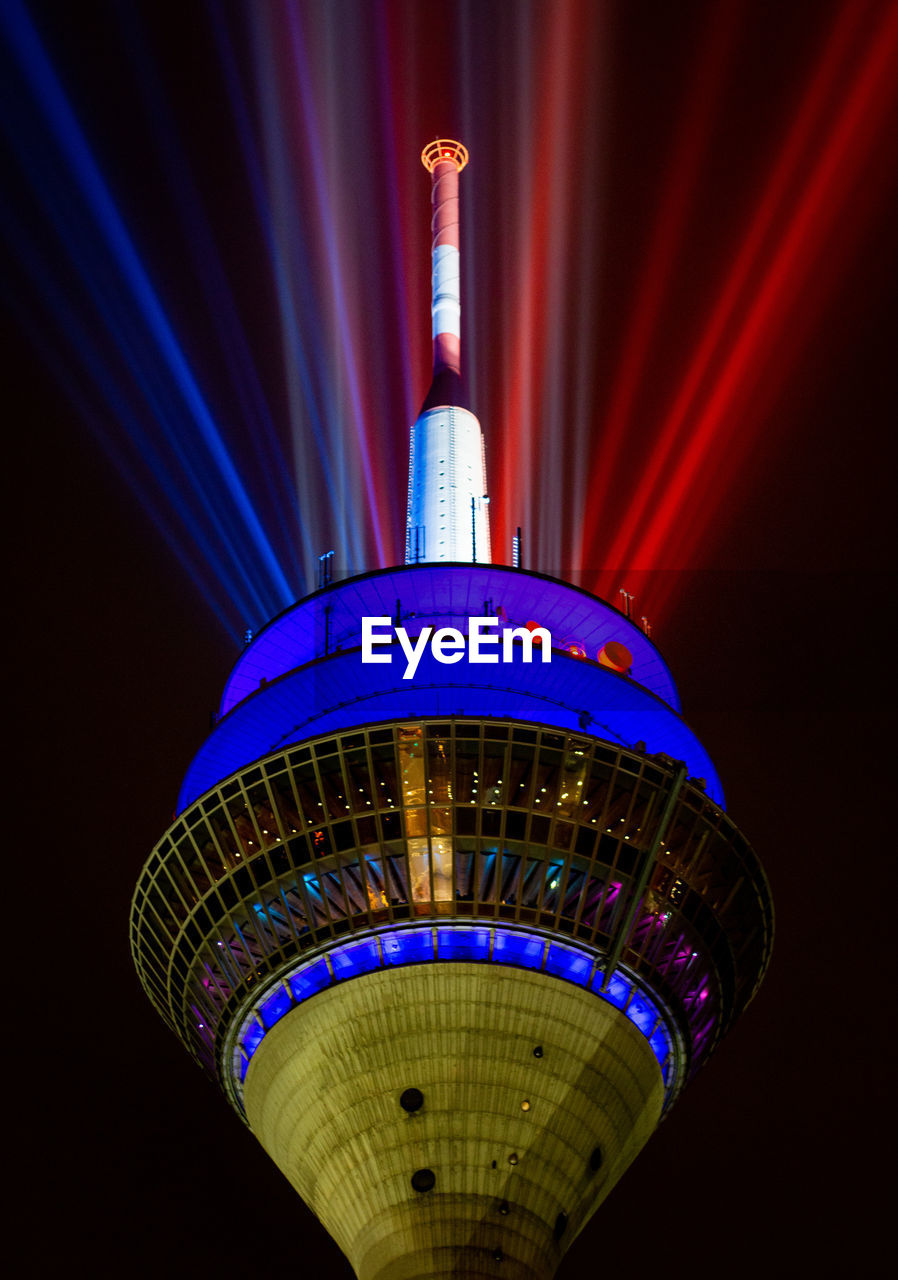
[244,965,663,1280]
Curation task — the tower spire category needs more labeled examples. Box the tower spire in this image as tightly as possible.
[422,138,467,382]
[406,139,490,564]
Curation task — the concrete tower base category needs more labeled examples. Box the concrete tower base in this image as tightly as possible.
[244,963,663,1279]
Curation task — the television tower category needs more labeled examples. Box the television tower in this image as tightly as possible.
[131,139,772,1280]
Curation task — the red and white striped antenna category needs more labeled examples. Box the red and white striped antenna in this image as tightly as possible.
[421,139,469,378]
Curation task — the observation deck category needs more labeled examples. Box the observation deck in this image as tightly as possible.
[132,603,772,1108]
[131,565,772,1276]
[177,565,726,812]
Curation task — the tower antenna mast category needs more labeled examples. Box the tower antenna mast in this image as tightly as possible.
[406,140,490,565]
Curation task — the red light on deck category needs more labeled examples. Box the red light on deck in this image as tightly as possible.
[597,641,632,673]
[525,620,544,645]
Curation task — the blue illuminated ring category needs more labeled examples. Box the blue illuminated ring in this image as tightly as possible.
[228,924,680,1106]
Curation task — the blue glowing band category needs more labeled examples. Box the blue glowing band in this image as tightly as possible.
[219,565,681,716]
[232,925,676,1092]
[178,646,722,810]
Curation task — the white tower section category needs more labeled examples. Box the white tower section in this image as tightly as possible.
[407,406,491,564]
[406,140,491,564]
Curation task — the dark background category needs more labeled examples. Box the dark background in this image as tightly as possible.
[5,2,896,1275]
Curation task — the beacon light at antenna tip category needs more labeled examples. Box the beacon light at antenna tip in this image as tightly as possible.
[421,139,469,172]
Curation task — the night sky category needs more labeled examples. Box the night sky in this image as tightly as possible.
[5,1,896,1275]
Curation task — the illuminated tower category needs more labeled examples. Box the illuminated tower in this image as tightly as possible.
[131,140,772,1280]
